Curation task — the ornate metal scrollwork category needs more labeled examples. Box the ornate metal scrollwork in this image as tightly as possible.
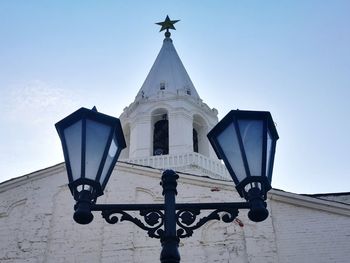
[102,209,165,239]
[176,207,239,238]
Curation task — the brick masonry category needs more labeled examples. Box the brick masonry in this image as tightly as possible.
[0,162,349,263]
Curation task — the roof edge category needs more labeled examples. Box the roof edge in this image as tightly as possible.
[0,163,66,193]
[303,192,350,197]
[269,189,350,217]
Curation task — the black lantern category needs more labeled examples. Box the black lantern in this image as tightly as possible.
[55,107,126,223]
[207,110,279,221]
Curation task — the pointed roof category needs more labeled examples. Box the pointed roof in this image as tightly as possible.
[136,37,200,101]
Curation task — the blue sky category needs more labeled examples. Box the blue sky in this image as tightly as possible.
[0,1,349,194]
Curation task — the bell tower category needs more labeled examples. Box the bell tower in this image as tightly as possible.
[119,16,229,180]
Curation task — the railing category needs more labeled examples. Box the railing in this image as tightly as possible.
[121,152,231,181]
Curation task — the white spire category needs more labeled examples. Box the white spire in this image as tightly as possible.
[136,37,200,101]
[119,18,226,180]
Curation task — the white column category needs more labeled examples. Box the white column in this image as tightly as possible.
[129,115,152,158]
[168,111,193,155]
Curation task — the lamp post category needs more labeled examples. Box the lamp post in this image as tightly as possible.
[56,107,279,263]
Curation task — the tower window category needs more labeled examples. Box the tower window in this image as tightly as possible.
[160,82,165,90]
[153,118,169,155]
[193,128,198,153]
[186,89,191,95]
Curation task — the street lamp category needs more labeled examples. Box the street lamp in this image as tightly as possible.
[56,107,279,263]
[55,107,126,224]
[207,110,279,222]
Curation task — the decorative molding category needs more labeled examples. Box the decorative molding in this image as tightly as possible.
[0,199,27,218]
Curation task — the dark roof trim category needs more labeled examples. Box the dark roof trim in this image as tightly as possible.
[303,192,350,197]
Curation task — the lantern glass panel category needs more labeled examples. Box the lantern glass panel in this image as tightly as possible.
[85,119,112,181]
[217,122,246,182]
[63,120,82,181]
[99,135,119,186]
[238,120,263,177]
[266,129,272,177]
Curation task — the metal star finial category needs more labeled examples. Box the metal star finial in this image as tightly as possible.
[156,15,180,38]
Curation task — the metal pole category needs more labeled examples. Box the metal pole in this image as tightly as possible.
[160,169,180,263]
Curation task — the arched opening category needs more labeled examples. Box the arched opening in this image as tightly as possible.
[119,123,130,159]
[152,108,169,156]
[153,118,168,155]
[193,128,198,153]
[193,114,209,156]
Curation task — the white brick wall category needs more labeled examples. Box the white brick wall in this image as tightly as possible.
[271,200,350,263]
[0,163,349,263]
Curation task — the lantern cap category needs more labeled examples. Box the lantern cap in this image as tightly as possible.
[56,107,125,142]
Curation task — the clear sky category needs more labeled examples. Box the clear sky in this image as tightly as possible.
[0,1,349,194]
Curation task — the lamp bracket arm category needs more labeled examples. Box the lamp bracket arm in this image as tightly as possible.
[92,202,251,239]
[91,201,250,212]
[98,205,165,239]
[175,202,249,238]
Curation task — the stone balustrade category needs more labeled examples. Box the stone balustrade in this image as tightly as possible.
[121,152,231,181]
